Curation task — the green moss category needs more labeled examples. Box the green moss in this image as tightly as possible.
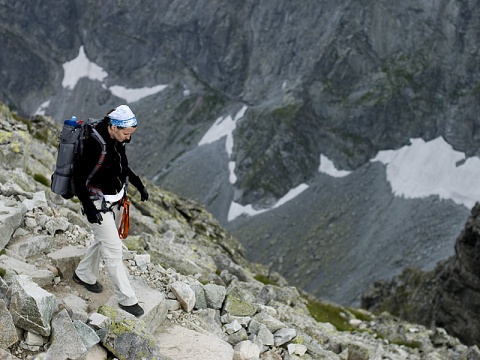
[0,267,6,278]
[33,129,50,143]
[13,113,32,133]
[254,274,279,286]
[291,335,304,345]
[122,235,147,252]
[306,298,354,332]
[224,293,257,317]
[34,173,50,187]
[347,307,373,322]
[271,104,300,120]
[98,305,137,334]
[390,339,422,349]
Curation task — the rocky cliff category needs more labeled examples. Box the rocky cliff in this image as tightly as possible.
[1,104,479,358]
[0,0,479,306]
[362,202,480,347]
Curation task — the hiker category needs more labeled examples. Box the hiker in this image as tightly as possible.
[72,105,149,317]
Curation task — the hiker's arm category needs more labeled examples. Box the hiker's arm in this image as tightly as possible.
[127,167,148,201]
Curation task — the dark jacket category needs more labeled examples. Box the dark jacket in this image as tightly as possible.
[73,120,144,211]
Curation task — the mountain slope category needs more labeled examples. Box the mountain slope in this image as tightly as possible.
[4,103,480,358]
[1,0,479,306]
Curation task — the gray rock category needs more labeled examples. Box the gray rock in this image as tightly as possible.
[257,326,274,347]
[287,344,308,356]
[273,328,296,347]
[8,275,57,336]
[105,276,168,334]
[44,217,70,235]
[0,298,18,349]
[0,276,8,301]
[22,191,48,211]
[0,255,55,287]
[193,308,225,338]
[24,331,44,346]
[253,311,286,333]
[88,312,110,330]
[225,319,242,334]
[170,281,196,312]
[7,235,52,259]
[191,284,207,310]
[98,305,162,360]
[233,340,261,360]
[0,202,26,251]
[223,286,257,317]
[47,246,85,280]
[227,328,248,346]
[0,348,21,359]
[214,253,249,282]
[156,323,234,359]
[73,320,101,349]
[204,283,227,310]
[47,309,87,360]
[260,350,282,360]
[60,294,89,323]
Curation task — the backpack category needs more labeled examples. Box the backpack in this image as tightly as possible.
[51,117,106,199]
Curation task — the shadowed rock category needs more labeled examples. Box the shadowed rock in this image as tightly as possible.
[362,202,480,346]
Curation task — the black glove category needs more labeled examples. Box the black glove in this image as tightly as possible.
[139,187,149,202]
[84,206,103,224]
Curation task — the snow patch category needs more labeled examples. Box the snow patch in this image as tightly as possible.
[62,46,107,89]
[371,136,480,208]
[228,183,309,221]
[319,154,352,177]
[109,85,167,103]
[60,46,167,103]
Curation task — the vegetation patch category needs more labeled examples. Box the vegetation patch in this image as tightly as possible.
[347,307,373,322]
[254,274,279,286]
[34,173,50,187]
[306,298,354,332]
[271,104,301,121]
[13,113,32,132]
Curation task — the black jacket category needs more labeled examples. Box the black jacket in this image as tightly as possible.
[73,120,144,211]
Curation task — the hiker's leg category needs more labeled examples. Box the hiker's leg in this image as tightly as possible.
[113,202,123,229]
[95,208,138,306]
[75,231,101,284]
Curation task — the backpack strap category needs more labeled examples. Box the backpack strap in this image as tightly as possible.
[85,127,107,200]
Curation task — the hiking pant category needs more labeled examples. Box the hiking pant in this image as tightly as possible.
[75,200,138,306]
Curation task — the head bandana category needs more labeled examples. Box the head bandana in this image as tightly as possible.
[108,105,138,128]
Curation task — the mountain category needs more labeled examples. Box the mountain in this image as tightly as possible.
[0,99,479,360]
[362,202,480,347]
[1,0,479,305]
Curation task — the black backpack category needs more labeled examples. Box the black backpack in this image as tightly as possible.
[51,117,106,199]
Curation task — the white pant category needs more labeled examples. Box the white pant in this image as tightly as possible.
[75,200,138,306]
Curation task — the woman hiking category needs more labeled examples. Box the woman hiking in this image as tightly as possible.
[72,105,148,317]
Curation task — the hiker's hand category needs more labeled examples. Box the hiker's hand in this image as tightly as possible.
[85,208,103,224]
[140,187,149,202]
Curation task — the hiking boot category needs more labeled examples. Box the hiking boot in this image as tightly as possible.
[73,272,103,293]
[119,303,144,317]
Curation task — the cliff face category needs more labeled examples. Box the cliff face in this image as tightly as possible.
[4,0,480,199]
[1,0,479,305]
[362,203,480,346]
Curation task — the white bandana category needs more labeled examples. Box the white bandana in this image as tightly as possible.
[109,105,137,128]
